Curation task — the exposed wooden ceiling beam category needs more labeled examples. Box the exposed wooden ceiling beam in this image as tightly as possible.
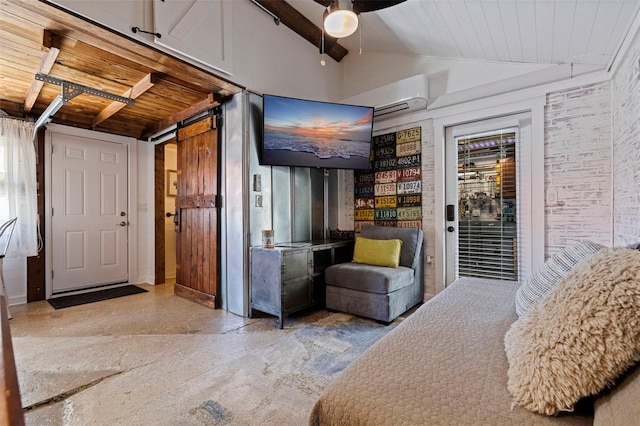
[253,0,348,63]
[91,73,157,128]
[0,100,24,118]
[24,30,61,113]
[142,93,222,139]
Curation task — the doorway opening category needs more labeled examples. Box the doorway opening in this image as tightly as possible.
[164,143,177,284]
[153,139,177,285]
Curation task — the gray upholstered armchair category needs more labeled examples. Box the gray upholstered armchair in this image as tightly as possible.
[324,225,424,323]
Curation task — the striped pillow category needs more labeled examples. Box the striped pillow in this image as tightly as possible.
[515,240,604,316]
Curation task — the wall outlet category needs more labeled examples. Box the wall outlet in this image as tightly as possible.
[546,190,557,204]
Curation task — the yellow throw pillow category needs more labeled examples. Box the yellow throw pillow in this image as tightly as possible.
[352,236,402,268]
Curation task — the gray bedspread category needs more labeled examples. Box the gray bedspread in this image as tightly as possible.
[309,277,593,425]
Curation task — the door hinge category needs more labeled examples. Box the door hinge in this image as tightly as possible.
[51,270,54,279]
[51,207,54,216]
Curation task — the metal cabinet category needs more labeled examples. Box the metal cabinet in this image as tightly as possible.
[249,240,353,328]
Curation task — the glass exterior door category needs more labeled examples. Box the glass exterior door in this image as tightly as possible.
[456,130,518,281]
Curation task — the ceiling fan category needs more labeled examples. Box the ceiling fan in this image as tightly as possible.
[313,0,407,38]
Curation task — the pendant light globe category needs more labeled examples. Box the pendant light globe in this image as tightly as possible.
[324,1,358,38]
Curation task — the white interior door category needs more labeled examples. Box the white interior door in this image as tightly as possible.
[51,133,129,294]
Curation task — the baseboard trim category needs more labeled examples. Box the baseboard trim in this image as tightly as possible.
[174,283,216,309]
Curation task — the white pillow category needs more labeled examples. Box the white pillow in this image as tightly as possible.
[514,240,603,316]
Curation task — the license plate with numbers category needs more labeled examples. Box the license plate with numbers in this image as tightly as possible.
[374,146,395,159]
[375,208,397,221]
[397,194,421,207]
[375,183,396,196]
[396,127,421,144]
[354,185,374,197]
[396,206,422,220]
[397,220,421,229]
[373,133,396,148]
[373,157,397,170]
[396,154,421,168]
[375,220,397,227]
[396,140,421,157]
[375,170,396,184]
[355,221,374,232]
[396,180,421,194]
[354,172,374,186]
[396,166,421,181]
[375,196,397,208]
[354,209,374,221]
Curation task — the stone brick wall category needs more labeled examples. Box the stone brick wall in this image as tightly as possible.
[544,82,613,257]
[421,120,435,298]
[612,27,640,246]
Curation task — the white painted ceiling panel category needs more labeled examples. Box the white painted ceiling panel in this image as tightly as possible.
[569,1,602,63]
[466,2,500,61]
[535,0,556,64]
[499,1,526,62]
[291,0,640,69]
[436,2,474,59]
[481,1,514,62]
[517,1,539,63]
[452,2,487,60]
[550,1,577,64]
[588,3,624,62]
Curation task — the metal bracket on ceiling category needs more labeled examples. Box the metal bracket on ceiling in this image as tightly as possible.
[35,73,135,105]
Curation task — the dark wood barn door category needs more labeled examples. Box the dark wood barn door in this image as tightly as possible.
[174,115,219,308]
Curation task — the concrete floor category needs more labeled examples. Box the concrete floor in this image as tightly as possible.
[9,282,394,425]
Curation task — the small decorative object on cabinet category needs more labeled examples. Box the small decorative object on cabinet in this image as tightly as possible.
[249,240,353,328]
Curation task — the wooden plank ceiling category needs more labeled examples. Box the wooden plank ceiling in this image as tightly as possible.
[0,0,244,139]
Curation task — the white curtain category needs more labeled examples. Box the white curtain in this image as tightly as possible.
[0,117,38,257]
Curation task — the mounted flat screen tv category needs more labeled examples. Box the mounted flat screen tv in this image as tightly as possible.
[261,94,374,170]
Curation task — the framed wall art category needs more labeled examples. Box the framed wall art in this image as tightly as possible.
[167,170,178,196]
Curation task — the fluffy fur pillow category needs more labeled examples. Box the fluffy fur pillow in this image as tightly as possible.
[504,247,640,415]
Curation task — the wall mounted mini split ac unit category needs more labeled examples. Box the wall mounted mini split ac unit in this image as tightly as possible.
[342,74,428,120]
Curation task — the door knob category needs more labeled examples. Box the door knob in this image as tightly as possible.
[447,226,455,232]
[166,212,175,217]
[118,221,127,227]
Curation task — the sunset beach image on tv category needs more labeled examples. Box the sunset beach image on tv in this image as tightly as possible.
[262,94,374,169]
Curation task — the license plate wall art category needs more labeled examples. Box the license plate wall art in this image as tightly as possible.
[354,126,423,231]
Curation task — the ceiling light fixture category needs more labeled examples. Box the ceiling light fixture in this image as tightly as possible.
[323,0,358,38]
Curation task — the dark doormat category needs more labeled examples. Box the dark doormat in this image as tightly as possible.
[48,285,148,309]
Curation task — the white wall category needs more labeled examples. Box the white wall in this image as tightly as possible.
[136,140,155,285]
[611,23,640,246]
[231,1,342,100]
[3,257,26,306]
[544,82,613,256]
